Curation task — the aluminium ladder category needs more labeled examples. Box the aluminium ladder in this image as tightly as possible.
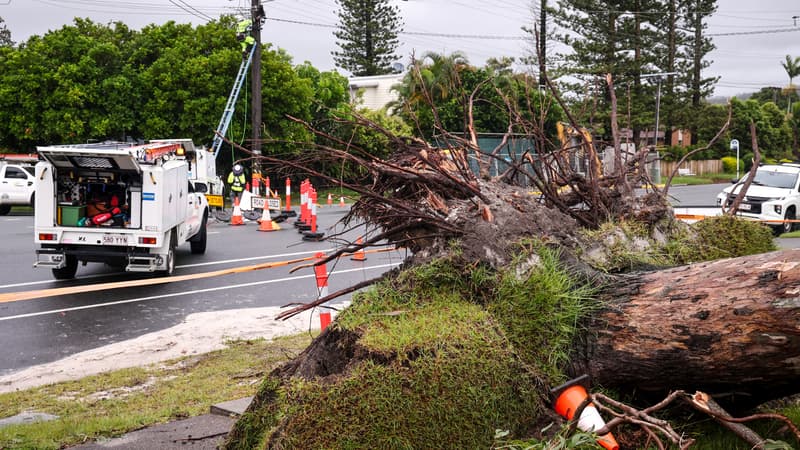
[211,44,257,159]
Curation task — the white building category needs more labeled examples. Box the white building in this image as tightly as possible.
[348,73,404,111]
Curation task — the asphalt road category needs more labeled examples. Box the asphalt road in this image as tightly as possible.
[0,206,407,376]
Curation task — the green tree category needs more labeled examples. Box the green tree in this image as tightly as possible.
[781,54,800,114]
[0,16,336,154]
[0,17,12,47]
[680,0,718,144]
[551,0,667,141]
[781,55,800,87]
[332,0,403,76]
[392,55,564,143]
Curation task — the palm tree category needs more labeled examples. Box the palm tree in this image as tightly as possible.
[782,55,800,112]
[782,55,800,86]
[388,51,470,114]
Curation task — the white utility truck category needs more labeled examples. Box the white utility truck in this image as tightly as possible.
[33,140,210,279]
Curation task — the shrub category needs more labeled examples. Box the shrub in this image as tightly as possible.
[668,215,776,263]
[721,156,742,174]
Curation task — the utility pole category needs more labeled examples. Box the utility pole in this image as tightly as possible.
[641,72,678,147]
[250,0,264,195]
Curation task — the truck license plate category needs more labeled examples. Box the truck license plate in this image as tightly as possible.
[739,203,751,211]
[102,233,129,245]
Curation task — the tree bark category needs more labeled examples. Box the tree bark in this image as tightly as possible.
[575,249,800,405]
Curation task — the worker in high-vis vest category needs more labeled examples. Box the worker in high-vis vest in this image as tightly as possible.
[227,164,246,206]
[236,19,255,59]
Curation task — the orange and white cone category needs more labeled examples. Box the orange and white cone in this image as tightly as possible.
[257,205,281,232]
[339,196,346,207]
[230,197,244,226]
[327,193,333,207]
[551,375,619,450]
[314,252,331,329]
[351,236,366,261]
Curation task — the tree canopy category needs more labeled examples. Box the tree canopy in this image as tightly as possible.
[332,0,403,76]
[0,17,349,156]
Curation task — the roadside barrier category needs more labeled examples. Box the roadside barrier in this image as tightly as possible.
[230,197,244,226]
[303,189,325,241]
[296,180,311,231]
[313,251,331,329]
[551,375,619,450]
[674,212,800,224]
[284,177,296,217]
[252,174,260,197]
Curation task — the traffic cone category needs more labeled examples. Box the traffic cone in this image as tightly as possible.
[257,205,281,232]
[339,196,346,207]
[319,309,331,330]
[551,375,619,450]
[303,190,325,241]
[284,177,296,217]
[230,197,244,226]
[314,252,331,329]
[351,236,366,261]
[327,193,333,207]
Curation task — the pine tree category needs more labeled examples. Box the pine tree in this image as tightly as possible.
[678,0,717,144]
[0,17,13,47]
[332,0,404,76]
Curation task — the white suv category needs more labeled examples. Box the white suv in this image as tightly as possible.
[716,163,800,235]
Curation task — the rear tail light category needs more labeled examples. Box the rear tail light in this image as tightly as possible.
[139,237,157,245]
[38,233,57,241]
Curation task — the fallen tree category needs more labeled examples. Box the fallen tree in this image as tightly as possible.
[221,68,798,448]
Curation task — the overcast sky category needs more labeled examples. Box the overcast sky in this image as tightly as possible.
[1,0,799,98]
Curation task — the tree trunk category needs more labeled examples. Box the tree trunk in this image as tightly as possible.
[575,249,800,405]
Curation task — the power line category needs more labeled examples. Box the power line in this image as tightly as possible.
[708,26,800,37]
[266,16,525,41]
[171,0,214,22]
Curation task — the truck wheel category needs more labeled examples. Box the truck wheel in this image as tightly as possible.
[0,205,10,216]
[52,255,78,280]
[190,215,208,255]
[782,208,797,235]
[158,231,176,276]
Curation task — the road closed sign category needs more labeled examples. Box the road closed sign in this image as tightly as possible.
[251,196,281,211]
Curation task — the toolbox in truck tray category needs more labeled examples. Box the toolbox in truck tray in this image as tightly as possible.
[58,204,86,226]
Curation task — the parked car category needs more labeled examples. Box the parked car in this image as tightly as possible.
[716,163,800,235]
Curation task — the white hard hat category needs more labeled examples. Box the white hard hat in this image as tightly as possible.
[233,164,243,174]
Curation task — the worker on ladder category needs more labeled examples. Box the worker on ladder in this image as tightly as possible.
[236,19,255,59]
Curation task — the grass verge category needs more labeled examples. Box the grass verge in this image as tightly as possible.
[0,334,311,450]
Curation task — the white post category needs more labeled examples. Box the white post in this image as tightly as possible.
[730,139,740,179]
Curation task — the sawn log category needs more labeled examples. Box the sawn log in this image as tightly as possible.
[575,248,800,404]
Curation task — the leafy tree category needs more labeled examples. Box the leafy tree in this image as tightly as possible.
[726,98,792,161]
[392,55,564,145]
[0,16,352,154]
[332,0,403,76]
